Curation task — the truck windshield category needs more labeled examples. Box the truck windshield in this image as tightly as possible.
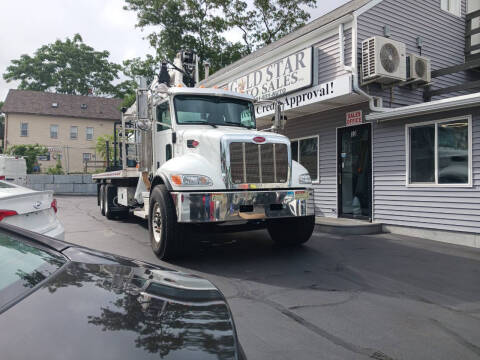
[174,95,256,129]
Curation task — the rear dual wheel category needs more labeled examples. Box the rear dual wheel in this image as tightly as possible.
[100,184,129,220]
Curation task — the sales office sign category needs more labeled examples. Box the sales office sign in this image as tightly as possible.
[227,47,313,100]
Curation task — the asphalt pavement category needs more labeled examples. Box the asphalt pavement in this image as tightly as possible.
[57,195,480,360]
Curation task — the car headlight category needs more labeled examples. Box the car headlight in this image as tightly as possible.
[171,174,213,186]
[299,173,312,184]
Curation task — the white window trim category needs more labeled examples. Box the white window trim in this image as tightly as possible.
[440,0,462,18]
[70,126,78,140]
[405,115,473,188]
[86,127,94,141]
[291,135,320,183]
[20,122,28,137]
[50,124,59,139]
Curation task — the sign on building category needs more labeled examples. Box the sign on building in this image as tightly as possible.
[255,75,352,119]
[346,110,363,126]
[227,47,313,100]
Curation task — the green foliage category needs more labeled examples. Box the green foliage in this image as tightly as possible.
[118,55,160,109]
[46,159,64,175]
[224,0,317,47]
[6,144,48,174]
[123,0,250,77]
[96,134,117,163]
[124,0,316,77]
[3,34,122,97]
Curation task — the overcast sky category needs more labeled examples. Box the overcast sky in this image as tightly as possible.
[0,0,350,101]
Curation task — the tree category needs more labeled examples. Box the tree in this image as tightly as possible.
[0,101,4,148]
[46,158,64,175]
[6,144,48,174]
[96,134,117,164]
[123,0,250,77]
[3,34,122,97]
[124,0,316,77]
[224,0,316,47]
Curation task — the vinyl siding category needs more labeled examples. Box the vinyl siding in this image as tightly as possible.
[317,28,352,84]
[372,107,480,233]
[284,102,370,217]
[358,0,479,108]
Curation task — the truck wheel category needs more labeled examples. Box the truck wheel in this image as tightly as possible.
[105,184,129,220]
[266,216,315,246]
[100,185,106,216]
[149,185,185,260]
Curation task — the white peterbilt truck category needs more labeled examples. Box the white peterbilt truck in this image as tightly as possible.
[93,51,315,259]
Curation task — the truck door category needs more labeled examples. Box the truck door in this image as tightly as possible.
[154,101,173,170]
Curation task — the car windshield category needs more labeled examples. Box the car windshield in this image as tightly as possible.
[174,95,256,129]
[0,232,66,311]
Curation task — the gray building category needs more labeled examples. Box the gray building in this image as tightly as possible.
[201,0,480,247]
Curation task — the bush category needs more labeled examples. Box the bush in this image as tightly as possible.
[46,159,64,175]
[6,144,48,173]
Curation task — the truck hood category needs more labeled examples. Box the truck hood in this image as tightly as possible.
[176,126,288,164]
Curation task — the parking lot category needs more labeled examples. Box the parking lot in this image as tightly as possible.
[57,195,480,360]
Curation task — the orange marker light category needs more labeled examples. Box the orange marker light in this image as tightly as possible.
[171,175,182,185]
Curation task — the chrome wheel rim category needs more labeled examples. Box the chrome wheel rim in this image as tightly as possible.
[105,193,109,214]
[100,192,104,211]
[152,203,163,245]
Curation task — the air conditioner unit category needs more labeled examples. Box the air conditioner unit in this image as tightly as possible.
[406,54,431,84]
[362,36,407,84]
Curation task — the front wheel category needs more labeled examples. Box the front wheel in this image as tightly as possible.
[148,185,186,260]
[266,216,315,246]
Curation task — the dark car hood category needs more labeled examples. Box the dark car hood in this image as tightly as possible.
[0,249,239,360]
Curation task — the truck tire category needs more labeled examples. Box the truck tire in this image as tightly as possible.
[100,185,106,216]
[105,184,129,220]
[266,216,315,246]
[149,185,185,260]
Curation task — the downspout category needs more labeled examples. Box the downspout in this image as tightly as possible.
[342,15,387,112]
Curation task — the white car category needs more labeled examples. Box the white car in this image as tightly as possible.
[0,181,64,240]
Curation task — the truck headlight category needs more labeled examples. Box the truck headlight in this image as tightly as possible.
[299,173,312,184]
[171,174,213,186]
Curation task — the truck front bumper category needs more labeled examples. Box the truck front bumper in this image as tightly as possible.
[171,189,314,223]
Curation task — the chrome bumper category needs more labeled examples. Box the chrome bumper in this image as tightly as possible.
[171,189,314,223]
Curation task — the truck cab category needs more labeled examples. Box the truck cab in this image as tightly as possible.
[93,53,315,260]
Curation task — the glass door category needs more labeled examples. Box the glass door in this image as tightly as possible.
[337,124,372,219]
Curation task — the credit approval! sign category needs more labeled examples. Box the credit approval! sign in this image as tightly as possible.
[227,47,313,100]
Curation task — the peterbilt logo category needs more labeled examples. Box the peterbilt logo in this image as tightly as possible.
[33,201,42,209]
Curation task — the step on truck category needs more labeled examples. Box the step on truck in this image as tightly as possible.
[93,50,315,259]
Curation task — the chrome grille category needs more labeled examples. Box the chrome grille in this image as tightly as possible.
[229,142,288,184]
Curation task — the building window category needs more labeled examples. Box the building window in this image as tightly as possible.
[83,153,91,162]
[86,127,94,141]
[407,117,472,186]
[20,123,28,137]
[441,0,461,17]
[50,125,58,139]
[70,126,78,139]
[291,136,319,182]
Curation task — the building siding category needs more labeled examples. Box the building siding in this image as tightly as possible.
[317,28,352,84]
[358,0,479,108]
[283,102,370,217]
[372,107,480,233]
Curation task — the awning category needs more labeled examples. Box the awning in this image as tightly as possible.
[365,92,480,122]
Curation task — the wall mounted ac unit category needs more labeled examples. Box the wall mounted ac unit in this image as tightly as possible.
[406,54,431,84]
[362,36,407,84]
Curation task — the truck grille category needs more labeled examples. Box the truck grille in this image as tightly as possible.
[229,142,288,184]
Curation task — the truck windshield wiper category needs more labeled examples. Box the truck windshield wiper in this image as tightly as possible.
[182,121,217,128]
[221,121,254,129]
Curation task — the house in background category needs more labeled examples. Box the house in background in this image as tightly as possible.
[2,90,121,173]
